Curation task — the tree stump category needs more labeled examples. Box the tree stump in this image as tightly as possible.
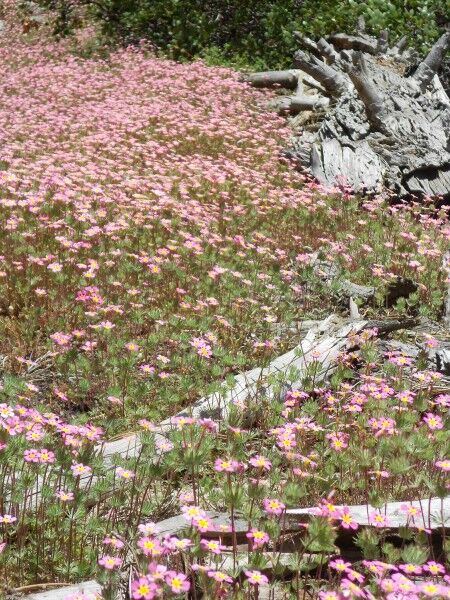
[243,21,450,200]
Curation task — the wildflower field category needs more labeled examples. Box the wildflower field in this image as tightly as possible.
[0,8,449,600]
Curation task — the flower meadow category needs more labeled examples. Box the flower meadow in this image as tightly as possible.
[0,7,449,600]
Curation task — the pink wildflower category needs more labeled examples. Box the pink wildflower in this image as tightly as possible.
[207,570,233,584]
[200,538,225,554]
[423,413,443,430]
[436,459,450,471]
[263,498,285,516]
[165,571,190,594]
[98,555,122,570]
[249,455,272,470]
[131,576,159,600]
[246,528,269,548]
[329,558,351,572]
[214,458,243,472]
[340,508,359,530]
[245,570,269,586]
[369,511,389,528]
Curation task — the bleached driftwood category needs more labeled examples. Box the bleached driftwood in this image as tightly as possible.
[98,314,423,463]
[286,496,450,530]
[311,255,417,307]
[436,348,450,376]
[244,22,450,199]
[242,70,302,90]
[15,314,423,508]
[97,315,368,463]
[152,497,450,554]
[269,94,330,114]
[25,580,101,599]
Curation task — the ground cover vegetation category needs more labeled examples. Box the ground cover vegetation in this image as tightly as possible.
[0,4,449,599]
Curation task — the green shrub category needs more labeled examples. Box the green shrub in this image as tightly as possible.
[41,0,448,67]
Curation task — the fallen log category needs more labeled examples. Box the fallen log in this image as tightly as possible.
[168,314,366,422]
[312,257,375,303]
[268,95,330,115]
[311,256,418,307]
[154,497,450,543]
[15,314,423,509]
[286,496,450,530]
[23,581,101,599]
[97,314,422,464]
[435,348,450,376]
[365,317,419,334]
[96,315,366,464]
[241,70,301,90]
[243,23,450,199]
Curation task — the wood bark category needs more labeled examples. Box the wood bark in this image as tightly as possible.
[243,25,450,199]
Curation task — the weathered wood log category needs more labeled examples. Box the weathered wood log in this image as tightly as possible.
[244,22,450,199]
[153,496,450,544]
[413,32,450,90]
[269,95,330,114]
[316,38,341,64]
[240,70,300,90]
[99,314,421,465]
[24,581,101,599]
[286,497,450,530]
[365,317,419,335]
[311,256,375,303]
[327,33,378,55]
[344,52,389,133]
[293,50,349,97]
[435,348,450,376]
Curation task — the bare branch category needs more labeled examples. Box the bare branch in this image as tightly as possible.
[345,52,387,132]
[377,30,389,53]
[356,16,366,35]
[293,32,322,58]
[328,33,378,54]
[270,95,330,114]
[294,50,349,97]
[392,35,408,54]
[240,70,300,90]
[317,38,341,63]
[412,32,450,90]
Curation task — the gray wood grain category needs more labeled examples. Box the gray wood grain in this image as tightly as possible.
[26,581,101,599]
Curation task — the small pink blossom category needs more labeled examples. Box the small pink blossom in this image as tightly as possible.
[98,555,122,570]
[263,498,285,516]
[369,511,389,528]
[246,528,269,548]
[165,571,190,594]
[245,570,269,586]
[423,413,443,430]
